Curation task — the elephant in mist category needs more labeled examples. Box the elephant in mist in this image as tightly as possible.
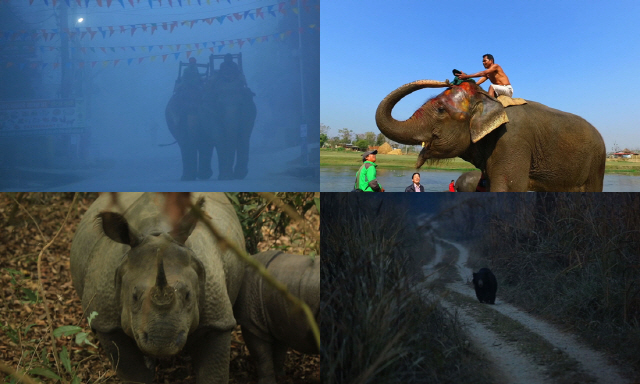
[165,74,256,181]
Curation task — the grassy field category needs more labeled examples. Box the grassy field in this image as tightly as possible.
[320,150,477,170]
[321,149,640,173]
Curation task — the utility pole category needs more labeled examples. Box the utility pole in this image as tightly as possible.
[59,2,71,98]
[296,7,308,166]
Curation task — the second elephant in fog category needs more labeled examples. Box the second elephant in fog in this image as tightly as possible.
[234,250,320,384]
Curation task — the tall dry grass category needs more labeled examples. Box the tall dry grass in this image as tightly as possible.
[320,193,487,384]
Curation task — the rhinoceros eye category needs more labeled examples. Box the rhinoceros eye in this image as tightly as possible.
[132,292,139,302]
[185,291,191,301]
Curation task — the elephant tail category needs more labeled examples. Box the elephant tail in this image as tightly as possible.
[158,140,178,147]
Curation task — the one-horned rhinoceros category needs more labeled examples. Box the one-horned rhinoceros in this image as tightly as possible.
[70,192,245,384]
[234,250,320,384]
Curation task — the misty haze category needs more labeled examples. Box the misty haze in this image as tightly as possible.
[0,1,319,191]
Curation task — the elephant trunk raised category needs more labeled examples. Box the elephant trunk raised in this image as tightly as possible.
[375,79,451,145]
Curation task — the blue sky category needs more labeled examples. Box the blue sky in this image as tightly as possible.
[321,1,640,152]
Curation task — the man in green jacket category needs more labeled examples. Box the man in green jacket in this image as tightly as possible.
[354,150,384,192]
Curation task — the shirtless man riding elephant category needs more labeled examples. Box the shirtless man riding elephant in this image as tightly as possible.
[457,54,512,98]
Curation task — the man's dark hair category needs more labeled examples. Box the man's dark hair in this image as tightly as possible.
[412,172,420,179]
[483,54,494,62]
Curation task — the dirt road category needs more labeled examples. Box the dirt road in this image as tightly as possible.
[422,236,631,384]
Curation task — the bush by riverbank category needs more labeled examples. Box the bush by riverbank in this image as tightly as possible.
[321,149,640,173]
[320,149,477,170]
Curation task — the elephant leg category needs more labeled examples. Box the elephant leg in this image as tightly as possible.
[186,328,231,384]
[243,329,277,384]
[178,140,197,181]
[96,330,154,384]
[196,140,213,180]
[233,126,251,180]
[216,130,234,180]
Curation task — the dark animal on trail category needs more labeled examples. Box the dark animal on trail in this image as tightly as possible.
[472,268,497,304]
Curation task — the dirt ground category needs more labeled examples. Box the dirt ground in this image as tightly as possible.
[0,192,319,383]
[421,233,636,384]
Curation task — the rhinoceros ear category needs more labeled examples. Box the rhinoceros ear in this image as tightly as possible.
[170,197,205,245]
[469,92,509,143]
[96,212,142,248]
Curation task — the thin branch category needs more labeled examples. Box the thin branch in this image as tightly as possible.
[34,193,79,378]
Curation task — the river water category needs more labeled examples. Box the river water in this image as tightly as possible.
[321,166,640,192]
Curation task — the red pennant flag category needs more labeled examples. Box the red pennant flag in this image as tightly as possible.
[108,26,115,36]
[141,24,148,31]
[170,22,176,33]
[97,0,102,5]
[129,0,134,5]
[29,0,34,4]
[162,54,168,62]
[139,57,145,63]
[186,51,192,58]
[176,44,181,51]
[76,0,81,5]
[151,26,157,34]
[79,62,85,68]
[120,26,126,34]
[107,0,112,7]
[162,22,168,30]
[190,20,196,28]
[234,13,242,20]
[168,0,172,5]
[81,32,87,39]
[100,47,106,53]
[114,59,120,67]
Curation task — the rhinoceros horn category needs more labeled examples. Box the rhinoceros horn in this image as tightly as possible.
[151,251,174,307]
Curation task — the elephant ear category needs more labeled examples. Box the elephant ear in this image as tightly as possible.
[469,93,509,143]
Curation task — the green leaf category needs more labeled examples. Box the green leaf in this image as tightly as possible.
[87,311,98,327]
[23,323,36,336]
[53,325,82,338]
[60,346,72,374]
[75,332,98,348]
[28,367,62,380]
[225,192,240,206]
[21,288,39,304]
[314,197,320,213]
[72,375,81,384]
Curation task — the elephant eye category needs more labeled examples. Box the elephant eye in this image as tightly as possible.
[437,105,445,114]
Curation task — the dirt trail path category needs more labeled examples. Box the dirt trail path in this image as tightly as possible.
[422,236,629,384]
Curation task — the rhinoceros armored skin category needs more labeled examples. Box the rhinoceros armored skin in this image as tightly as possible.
[234,250,320,384]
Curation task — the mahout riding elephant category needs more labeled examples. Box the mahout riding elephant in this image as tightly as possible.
[375,80,606,191]
[165,90,215,181]
[204,74,257,180]
[455,170,483,192]
[70,192,246,383]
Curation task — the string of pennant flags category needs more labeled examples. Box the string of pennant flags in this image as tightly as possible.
[1,0,318,41]
[2,24,318,70]
[25,0,302,8]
